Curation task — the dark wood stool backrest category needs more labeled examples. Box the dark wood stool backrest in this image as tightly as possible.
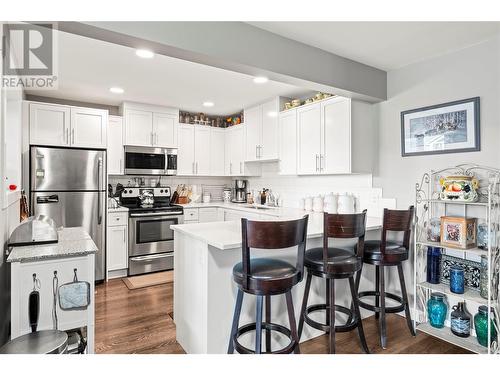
[323,210,367,268]
[380,206,414,254]
[241,215,309,289]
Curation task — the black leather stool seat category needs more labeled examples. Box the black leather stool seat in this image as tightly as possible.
[305,247,362,276]
[233,258,299,294]
[361,240,408,264]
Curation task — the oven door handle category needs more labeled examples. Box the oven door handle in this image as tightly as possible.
[130,253,174,262]
[130,211,183,217]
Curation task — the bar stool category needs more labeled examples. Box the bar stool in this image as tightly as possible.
[298,210,369,354]
[227,215,309,354]
[355,206,415,349]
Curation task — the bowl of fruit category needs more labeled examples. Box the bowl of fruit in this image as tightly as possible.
[439,175,479,202]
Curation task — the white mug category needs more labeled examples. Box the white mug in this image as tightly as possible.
[338,194,355,214]
[313,195,324,212]
[324,193,338,213]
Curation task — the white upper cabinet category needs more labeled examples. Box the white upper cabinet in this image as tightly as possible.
[70,107,108,149]
[278,109,297,175]
[245,105,261,162]
[261,100,279,160]
[294,96,373,175]
[29,102,107,149]
[122,102,179,147]
[29,103,70,146]
[210,128,225,176]
[107,116,124,175]
[194,126,210,176]
[178,125,195,175]
[322,98,351,174]
[153,112,178,148]
[125,109,153,147]
[178,125,212,176]
[244,98,281,162]
[297,103,322,175]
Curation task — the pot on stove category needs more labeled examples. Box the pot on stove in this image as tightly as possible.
[139,189,155,207]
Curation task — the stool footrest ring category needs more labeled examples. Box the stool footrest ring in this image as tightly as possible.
[233,322,298,354]
[304,303,359,333]
[358,290,405,314]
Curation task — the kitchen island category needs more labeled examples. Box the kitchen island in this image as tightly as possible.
[172,212,382,354]
[8,227,97,353]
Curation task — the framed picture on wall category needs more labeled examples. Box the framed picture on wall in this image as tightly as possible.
[401,97,480,157]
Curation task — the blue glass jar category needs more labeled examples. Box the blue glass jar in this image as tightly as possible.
[426,247,442,284]
[474,305,497,347]
[427,292,447,328]
[450,265,465,294]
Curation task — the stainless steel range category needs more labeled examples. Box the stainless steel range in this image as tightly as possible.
[120,187,183,276]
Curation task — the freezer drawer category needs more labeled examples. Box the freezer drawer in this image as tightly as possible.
[128,252,174,276]
[31,191,106,282]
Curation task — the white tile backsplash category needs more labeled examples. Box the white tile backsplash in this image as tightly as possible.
[109,162,397,218]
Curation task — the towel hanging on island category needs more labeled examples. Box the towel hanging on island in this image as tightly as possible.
[58,268,90,311]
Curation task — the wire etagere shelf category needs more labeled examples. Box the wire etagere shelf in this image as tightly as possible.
[414,164,500,354]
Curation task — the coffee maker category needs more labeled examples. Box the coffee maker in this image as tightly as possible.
[232,179,247,203]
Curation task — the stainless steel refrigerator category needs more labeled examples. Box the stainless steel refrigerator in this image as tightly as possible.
[30,146,106,281]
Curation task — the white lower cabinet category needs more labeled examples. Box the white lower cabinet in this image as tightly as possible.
[223,209,260,221]
[183,207,219,223]
[107,212,128,276]
[199,207,218,223]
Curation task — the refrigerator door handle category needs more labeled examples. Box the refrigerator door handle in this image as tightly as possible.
[36,195,59,204]
[98,158,103,225]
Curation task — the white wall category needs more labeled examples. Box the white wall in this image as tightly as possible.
[375,35,500,208]
[373,33,500,313]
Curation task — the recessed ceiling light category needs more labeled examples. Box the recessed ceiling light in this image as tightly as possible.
[135,49,154,59]
[203,101,215,107]
[109,87,124,94]
[253,76,268,84]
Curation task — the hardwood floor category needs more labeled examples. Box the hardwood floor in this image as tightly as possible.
[95,279,470,354]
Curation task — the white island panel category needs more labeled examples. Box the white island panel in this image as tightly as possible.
[173,216,382,354]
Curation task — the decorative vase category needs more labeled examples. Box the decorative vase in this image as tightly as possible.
[426,247,442,284]
[450,302,471,338]
[439,175,479,202]
[474,305,497,347]
[427,217,441,242]
[427,292,447,328]
[476,223,495,250]
[450,265,465,294]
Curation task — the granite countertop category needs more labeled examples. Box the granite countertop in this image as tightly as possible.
[7,227,98,263]
[172,211,382,250]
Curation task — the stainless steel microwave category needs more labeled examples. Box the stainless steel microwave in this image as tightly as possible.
[124,146,177,175]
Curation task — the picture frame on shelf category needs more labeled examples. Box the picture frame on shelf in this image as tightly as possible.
[440,216,477,249]
[401,97,480,157]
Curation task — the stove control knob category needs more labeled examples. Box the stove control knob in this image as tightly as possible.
[123,190,127,195]
[160,189,164,193]
[129,190,132,194]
